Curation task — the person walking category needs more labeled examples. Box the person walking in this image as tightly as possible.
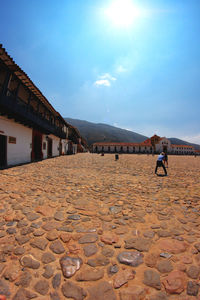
[155,152,167,176]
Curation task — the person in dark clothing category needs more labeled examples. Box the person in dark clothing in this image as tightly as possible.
[163,152,168,167]
[155,152,167,176]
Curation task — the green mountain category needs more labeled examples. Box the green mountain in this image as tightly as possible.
[65,118,148,146]
[65,117,200,150]
[168,138,200,150]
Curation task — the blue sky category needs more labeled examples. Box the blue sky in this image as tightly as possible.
[1,0,200,143]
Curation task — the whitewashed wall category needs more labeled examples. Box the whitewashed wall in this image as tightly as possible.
[64,140,69,154]
[0,116,32,166]
[93,141,194,155]
[61,140,68,155]
[140,146,151,153]
[49,134,60,157]
[171,146,194,154]
[73,144,77,154]
[60,139,69,155]
[156,138,171,153]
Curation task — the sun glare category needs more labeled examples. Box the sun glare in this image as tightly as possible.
[105,0,143,28]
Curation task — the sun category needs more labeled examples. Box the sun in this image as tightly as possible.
[105,0,142,28]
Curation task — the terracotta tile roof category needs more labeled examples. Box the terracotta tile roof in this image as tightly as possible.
[142,138,152,145]
[171,144,193,148]
[151,134,161,140]
[93,142,141,146]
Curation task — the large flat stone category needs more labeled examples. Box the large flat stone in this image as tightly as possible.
[158,239,188,254]
[162,270,187,294]
[62,281,87,300]
[125,237,152,252]
[75,266,104,281]
[87,281,116,300]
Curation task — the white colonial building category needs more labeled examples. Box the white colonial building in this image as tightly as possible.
[92,135,195,155]
[0,44,86,168]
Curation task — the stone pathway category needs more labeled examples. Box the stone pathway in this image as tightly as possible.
[0,153,200,299]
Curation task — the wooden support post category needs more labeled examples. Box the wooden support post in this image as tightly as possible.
[36,98,40,113]
[1,70,11,97]
[27,91,31,111]
[14,81,21,101]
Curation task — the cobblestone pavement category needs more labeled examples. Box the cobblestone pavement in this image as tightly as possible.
[0,153,200,300]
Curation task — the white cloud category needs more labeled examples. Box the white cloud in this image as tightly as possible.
[100,73,116,81]
[94,73,116,87]
[94,79,111,87]
[116,65,127,73]
[181,134,200,145]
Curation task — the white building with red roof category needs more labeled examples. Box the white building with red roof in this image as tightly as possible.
[0,45,86,168]
[92,134,195,155]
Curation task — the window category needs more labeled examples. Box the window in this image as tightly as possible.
[8,136,16,144]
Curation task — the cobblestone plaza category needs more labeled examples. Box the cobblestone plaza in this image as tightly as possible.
[0,154,200,299]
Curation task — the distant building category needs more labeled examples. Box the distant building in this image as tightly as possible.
[0,44,86,168]
[194,150,200,156]
[67,125,88,154]
[92,134,195,155]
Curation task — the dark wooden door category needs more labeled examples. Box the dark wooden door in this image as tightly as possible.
[47,138,52,158]
[32,130,43,161]
[0,134,7,167]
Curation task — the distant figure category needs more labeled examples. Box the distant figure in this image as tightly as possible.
[155,152,167,176]
[163,152,168,167]
[115,154,119,161]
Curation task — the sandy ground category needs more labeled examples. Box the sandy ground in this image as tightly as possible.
[0,153,200,299]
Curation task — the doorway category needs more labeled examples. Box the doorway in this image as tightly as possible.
[32,130,43,161]
[47,138,52,158]
[0,135,7,168]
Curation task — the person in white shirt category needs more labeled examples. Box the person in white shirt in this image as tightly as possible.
[155,152,167,176]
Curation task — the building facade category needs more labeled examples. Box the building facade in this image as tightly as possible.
[92,135,195,155]
[0,45,86,168]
